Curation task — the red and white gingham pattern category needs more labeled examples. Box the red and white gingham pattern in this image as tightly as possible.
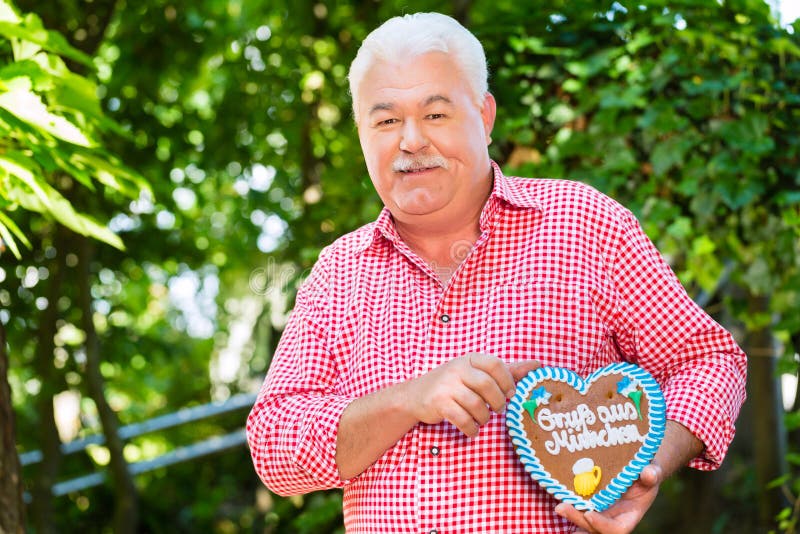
[247,162,747,533]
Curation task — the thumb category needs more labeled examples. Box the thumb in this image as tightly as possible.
[509,360,541,382]
[640,463,663,487]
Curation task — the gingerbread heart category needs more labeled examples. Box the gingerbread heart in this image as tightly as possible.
[506,363,666,512]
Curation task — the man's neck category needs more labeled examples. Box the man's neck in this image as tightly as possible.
[394,203,486,284]
[390,164,494,283]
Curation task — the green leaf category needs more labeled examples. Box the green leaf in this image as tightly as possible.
[0,58,54,91]
[650,135,694,177]
[562,79,581,93]
[546,103,575,126]
[0,209,29,258]
[511,36,572,57]
[768,36,800,58]
[0,12,93,67]
[30,52,130,135]
[0,76,94,146]
[597,83,646,110]
[691,235,716,256]
[50,201,125,250]
[11,182,124,250]
[0,0,20,23]
[715,114,774,155]
[0,152,124,250]
[711,175,765,210]
[71,151,151,199]
[666,216,693,240]
[566,48,619,78]
[45,145,97,191]
[766,473,789,489]
[743,257,772,295]
[0,208,30,245]
[625,30,655,54]
[0,151,50,207]
[637,103,688,136]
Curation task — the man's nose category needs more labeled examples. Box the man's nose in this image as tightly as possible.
[399,120,429,153]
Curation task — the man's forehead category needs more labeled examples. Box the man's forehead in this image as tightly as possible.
[368,94,453,115]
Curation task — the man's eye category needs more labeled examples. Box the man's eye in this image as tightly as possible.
[377,118,399,126]
[427,113,446,120]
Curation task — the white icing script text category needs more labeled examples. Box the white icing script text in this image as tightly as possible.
[536,402,645,455]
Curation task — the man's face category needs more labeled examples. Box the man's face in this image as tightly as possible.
[355,52,496,228]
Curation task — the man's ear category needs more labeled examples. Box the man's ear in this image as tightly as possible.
[481,92,497,144]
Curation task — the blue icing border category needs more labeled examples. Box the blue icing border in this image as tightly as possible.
[506,363,666,512]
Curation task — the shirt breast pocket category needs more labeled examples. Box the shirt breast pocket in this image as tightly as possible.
[483,282,614,372]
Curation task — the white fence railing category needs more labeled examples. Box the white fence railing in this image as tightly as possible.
[19,392,257,498]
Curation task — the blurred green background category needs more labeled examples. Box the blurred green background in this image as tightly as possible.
[1,0,798,532]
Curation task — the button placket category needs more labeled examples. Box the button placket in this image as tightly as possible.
[419,426,447,534]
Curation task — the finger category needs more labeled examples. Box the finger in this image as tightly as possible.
[461,367,508,413]
[508,360,541,382]
[440,400,481,437]
[639,464,662,488]
[452,386,493,426]
[467,353,517,397]
[555,503,595,532]
[583,510,626,534]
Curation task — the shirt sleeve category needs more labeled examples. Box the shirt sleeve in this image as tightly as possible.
[246,251,353,495]
[610,210,747,471]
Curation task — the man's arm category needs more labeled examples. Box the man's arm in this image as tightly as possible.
[555,420,702,534]
[609,210,747,471]
[336,354,539,480]
[651,419,705,477]
[335,379,419,481]
[247,256,351,496]
[552,205,745,533]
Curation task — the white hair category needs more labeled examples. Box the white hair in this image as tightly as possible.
[348,12,489,119]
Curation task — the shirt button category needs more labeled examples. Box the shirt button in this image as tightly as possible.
[430,446,440,456]
[440,314,450,323]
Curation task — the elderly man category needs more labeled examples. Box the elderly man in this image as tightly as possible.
[247,12,746,534]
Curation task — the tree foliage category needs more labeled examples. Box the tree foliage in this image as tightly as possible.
[0,0,148,255]
[1,0,150,531]
[0,0,798,532]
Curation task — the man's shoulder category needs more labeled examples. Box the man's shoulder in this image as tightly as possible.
[298,222,378,293]
[506,175,630,218]
[506,174,611,201]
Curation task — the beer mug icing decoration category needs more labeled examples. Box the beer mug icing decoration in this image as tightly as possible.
[506,363,666,511]
[572,458,602,497]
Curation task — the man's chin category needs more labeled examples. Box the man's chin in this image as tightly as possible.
[391,199,447,219]
[397,187,449,208]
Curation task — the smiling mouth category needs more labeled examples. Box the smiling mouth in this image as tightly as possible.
[398,166,438,174]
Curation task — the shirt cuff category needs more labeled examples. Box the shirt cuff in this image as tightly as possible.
[292,395,353,486]
[663,385,735,471]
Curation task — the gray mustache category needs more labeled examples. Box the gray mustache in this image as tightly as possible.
[392,155,449,172]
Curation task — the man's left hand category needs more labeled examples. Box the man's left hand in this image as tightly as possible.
[554,463,663,534]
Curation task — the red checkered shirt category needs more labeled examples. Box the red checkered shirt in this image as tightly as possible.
[247,162,747,533]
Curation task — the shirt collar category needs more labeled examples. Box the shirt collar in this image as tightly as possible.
[487,160,541,210]
[358,160,541,253]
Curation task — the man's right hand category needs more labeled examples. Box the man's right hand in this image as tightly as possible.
[405,353,540,437]
[336,353,538,479]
